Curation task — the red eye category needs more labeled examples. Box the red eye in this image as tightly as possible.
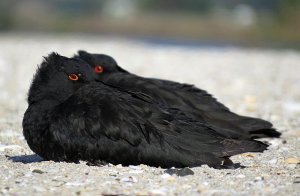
[94,65,104,73]
[68,74,79,81]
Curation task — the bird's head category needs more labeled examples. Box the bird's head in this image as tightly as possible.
[27,52,97,104]
[75,50,128,79]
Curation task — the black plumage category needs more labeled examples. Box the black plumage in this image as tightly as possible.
[76,50,280,139]
[23,53,268,168]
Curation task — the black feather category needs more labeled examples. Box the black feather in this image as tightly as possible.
[76,50,281,139]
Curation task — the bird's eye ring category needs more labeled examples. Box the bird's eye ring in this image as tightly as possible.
[68,74,79,81]
[94,65,104,73]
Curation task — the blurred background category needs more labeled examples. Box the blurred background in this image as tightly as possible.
[0,0,299,48]
[0,0,299,119]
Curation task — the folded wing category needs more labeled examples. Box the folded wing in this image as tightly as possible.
[47,82,268,167]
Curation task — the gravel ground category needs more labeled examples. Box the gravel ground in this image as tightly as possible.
[0,33,299,196]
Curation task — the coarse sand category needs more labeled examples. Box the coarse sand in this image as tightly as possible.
[0,33,299,195]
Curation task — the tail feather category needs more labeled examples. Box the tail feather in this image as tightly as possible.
[203,111,281,139]
[249,128,281,139]
[234,116,281,138]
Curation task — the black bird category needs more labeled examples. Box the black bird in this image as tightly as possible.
[23,53,268,168]
[76,50,280,139]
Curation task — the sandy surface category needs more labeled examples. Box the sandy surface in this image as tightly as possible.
[0,33,299,195]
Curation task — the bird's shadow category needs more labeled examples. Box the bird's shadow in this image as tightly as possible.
[8,154,44,164]
[7,155,247,169]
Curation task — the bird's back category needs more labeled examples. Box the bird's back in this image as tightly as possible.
[100,72,280,139]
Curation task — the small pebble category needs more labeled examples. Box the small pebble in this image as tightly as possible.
[197,185,208,193]
[284,158,300,164]
[242,154,255,158]
[293,177,300,184]
[128,166,143,174]
[120,176,138,183]
[129,170,143,174]
[237,174,245,178]
[254,176,264,182]
[268,159,277,164]
[128,165,141,170]
[150,188,167,195]
[32,169,44,174]
[164,167,194,176]
[268,140,281,147]
[282,140,287,144]
[160,173,171,179]
[0,144,23,152]
[65,181,85,186]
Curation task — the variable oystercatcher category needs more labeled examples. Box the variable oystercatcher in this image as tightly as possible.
[76,50,280,139]
[23,52,268,168]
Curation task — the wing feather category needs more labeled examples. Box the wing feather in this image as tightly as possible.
[47,82,267,167]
